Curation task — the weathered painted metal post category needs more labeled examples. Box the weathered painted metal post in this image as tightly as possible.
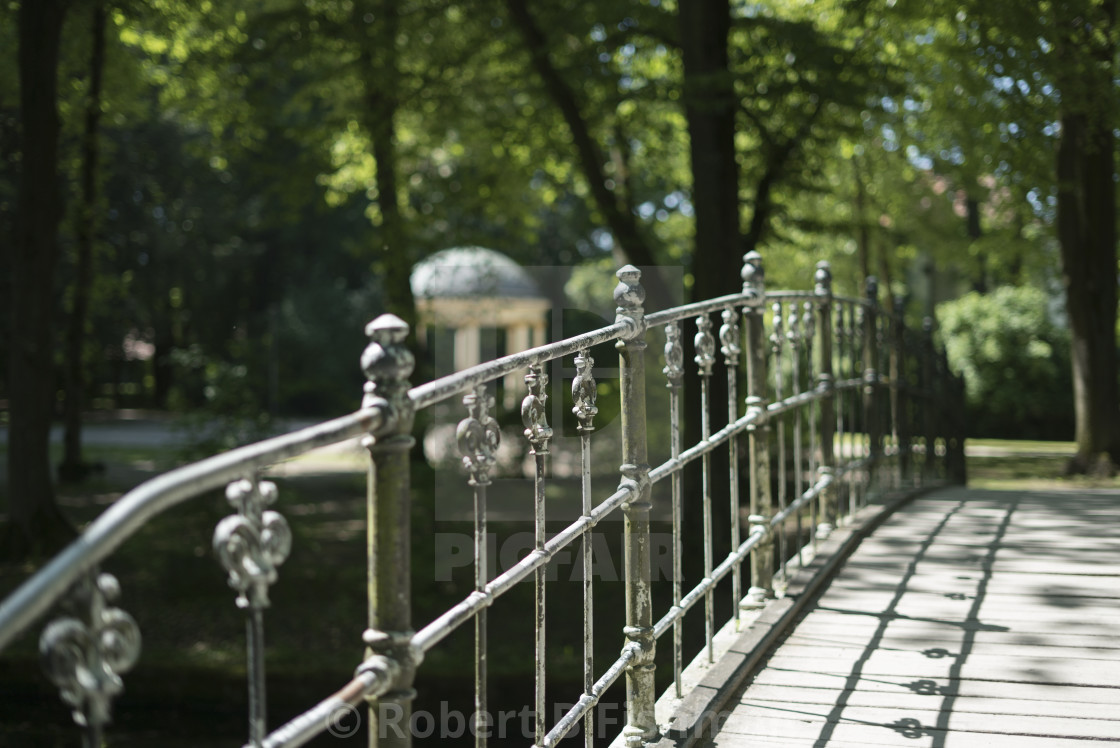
[457,385,500,748]
[891,297,910,486]
[742,251,773,609]
[948,371,968,485]
[814,262,837,538]
[361,314,417,748]
[862,277,882,493]
[614,266,658,747]
[522,363,551,746]
[922,317,936,482]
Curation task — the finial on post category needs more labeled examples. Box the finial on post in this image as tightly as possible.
[361,313,415,433]
[741,251,765,303]
[614,265,646,334]
[814,261,832,297]
[866,275,879,304]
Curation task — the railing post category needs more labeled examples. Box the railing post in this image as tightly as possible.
[948,371,968,485]
[742,251,773,608]
[814,262,836,538]
[862,277,882,493]
[922,317,936,482]
[891,296,910,486]
[361,314,417,748]
[614,266,658,747]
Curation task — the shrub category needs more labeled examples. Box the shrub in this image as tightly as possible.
[937,286,1074,440]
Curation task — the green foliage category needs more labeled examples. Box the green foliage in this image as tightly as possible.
[938,286,1073,439]
[0,0,1091,444]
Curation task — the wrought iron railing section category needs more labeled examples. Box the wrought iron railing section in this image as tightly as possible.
[456,384,498,748]
[0,251,965,748]
[213,476,292,743]
[39,569,140,748]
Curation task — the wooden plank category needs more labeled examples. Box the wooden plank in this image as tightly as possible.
[777,636,1120,662]
[807,590,1120,621]
[748,668,1120,704]
[788,615,1120,648]
[762,648,1120,686]
[712,704,1120,745]
[739,682,1120,720]
[791,609,1120,641]
[823,570,1120,596]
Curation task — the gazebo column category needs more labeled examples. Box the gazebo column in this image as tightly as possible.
[455,324,481,373]
[504,323,532,408]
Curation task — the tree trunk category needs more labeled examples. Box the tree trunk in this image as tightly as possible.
[854,158,871,283]
[1055,1,1119,473]
[357,0,415,332]
[6,0,74,557]
[504,0,673,311]
[60,1,107,483]
[966,196,986,293]
[679,0,738,601]
[1057,110,1119,472]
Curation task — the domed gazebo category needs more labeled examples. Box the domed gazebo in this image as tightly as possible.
[411,247,550,404]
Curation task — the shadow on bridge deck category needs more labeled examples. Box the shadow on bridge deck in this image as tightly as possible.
[700,486,1120,748]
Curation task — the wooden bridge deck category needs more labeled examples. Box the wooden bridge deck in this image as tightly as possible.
[704,487,1120,747]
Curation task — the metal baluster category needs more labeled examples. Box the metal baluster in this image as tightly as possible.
[742,251,773,609]
[457,385,500,748]
[887,304,896,488]
[880,311,894,489]
[815,263,836,539]
[695,312,716,659]
[787,304,805,563]
[522,363,552,746]
[922,318,936,483]
[855,300,873,510]
[719,309,742,630]
[769,303,787,582]
[893,299,911,486]
[852,303,864,513]
[662,322,684,696]
[803,300,818,548]
[361,314,417,748]
[213,476,292,746]
[614,266,658,746]
[572,350,598,747]
[846,300,855,515]
[39,570,141,748]
[834,303,847,521]
[849,304,859,511]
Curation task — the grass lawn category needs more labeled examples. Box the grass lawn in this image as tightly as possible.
[966,438,1120,491]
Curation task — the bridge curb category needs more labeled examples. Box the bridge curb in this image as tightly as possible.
[652,483,947,747]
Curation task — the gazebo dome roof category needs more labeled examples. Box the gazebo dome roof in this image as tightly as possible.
[411,247,542,300]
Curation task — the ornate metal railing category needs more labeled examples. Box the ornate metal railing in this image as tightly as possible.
[0,251,965,748]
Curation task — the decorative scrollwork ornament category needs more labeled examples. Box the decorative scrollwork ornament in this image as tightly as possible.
[213,478,291,610]
[770,302,784,354]
[719,309,740,366]
[663,322,684,387]
[457,385,501,486]
[572,351,598,432]
[39,571,141,731]
[522,365,553,454]
[694,314,716,377]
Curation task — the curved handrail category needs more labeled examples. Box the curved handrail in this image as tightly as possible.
[0,407,385,652]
